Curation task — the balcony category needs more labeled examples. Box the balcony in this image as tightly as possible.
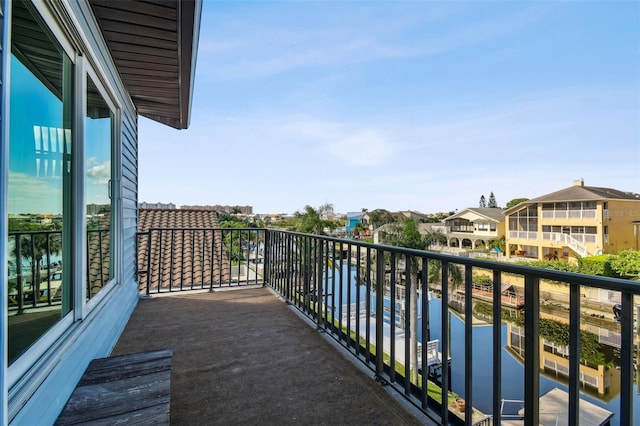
[541,209,597,220]
[9,228,639,425]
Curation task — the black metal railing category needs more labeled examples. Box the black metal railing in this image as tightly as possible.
[136,228,266,295]
[8,230,63,310]
[8,229,111,310]
[134,227,639,426]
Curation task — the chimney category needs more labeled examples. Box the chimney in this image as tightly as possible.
[573,179,584,187]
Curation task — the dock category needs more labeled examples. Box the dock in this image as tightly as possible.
[502,387,614,426]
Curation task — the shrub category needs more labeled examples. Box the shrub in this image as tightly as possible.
[472,273,492,285]
[610,250,640,278]
[579,255,617,277]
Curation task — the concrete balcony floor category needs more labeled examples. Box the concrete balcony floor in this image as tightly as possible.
[112,286,433,425]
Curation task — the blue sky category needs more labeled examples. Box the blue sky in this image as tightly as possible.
[138,1,640,215]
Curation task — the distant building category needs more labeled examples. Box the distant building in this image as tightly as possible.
[345,212,365,235]
[181,205,253,214]
[87,203,111,216]
[139,202,176,209]
[393,210,431,222]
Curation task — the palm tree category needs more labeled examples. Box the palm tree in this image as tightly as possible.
[294,203,339,235]
[15,231,62,303]
[385,218,446,383]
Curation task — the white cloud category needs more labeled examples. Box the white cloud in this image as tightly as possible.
[87,161,111,185]
[8,172,62,214]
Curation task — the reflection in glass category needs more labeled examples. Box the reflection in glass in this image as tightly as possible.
[7,1,73,364]
[85,77,113,299]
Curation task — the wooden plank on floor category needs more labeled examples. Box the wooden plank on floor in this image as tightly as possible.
[55,349,171,425]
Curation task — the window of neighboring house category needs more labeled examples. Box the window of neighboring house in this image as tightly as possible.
[85,75,114,300]
[490,223,496,231]
[7,1,74,365]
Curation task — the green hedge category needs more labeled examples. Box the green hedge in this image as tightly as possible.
[579,255,617,277]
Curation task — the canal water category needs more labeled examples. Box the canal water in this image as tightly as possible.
[326,266,636,425]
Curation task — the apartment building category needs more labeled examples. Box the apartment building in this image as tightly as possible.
[505,180,640,260]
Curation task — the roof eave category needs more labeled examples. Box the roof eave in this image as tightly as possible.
[91,0,202,130]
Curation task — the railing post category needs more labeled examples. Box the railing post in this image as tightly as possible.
[16,233,24,311]
[620,291,634,426]
[492,270,502,425]
[420,256,429,410]
[263,230,270,287]
[30,234,37,308]
[524,274,540,426]
[440,260,449,425]
[464,265,473,425]
[375,248,384,379]
[404,255,413,395]
[316,238,323,329]
[568,282,580,426]
[145,229,152,296]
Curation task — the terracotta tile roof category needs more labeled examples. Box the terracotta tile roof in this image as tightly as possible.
[87,213,112,298]
[138,209,230,292]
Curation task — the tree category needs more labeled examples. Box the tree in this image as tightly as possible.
[385,219,446,384]
[368,209,396,229]
[610,250,640,277]
[14,232,62,303]
[352,222,366,238]
[487,237,506,253]
[293,203,339,235]
[488,191,498,208]
[505,198,529,209]
[479,195,487,208]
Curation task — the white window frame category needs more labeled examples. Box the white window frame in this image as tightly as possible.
[83,65,122,316]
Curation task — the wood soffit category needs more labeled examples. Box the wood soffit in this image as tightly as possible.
[89,0,200,129]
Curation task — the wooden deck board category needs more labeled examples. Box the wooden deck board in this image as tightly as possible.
[56,349,171,425]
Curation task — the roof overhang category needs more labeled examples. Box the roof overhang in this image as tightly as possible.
[90,0,202,129]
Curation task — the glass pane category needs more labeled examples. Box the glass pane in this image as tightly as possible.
[7,1,73,364]
[85,76,113,299]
